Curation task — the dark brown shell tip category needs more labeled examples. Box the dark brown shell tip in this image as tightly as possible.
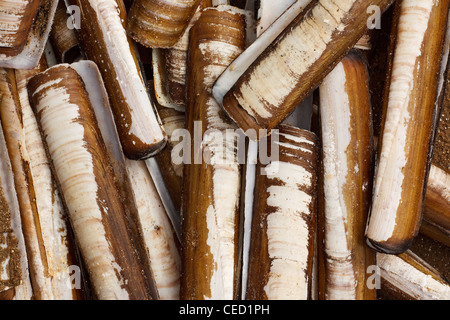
[124,135,168,160]
[366,237,413,255]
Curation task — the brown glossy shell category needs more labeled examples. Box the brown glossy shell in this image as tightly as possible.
[127,0,201,48]
[0,0,40,57]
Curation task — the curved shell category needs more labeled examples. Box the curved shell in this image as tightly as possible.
[127,0,201,48]
[28,63,155,300]
[213,0,314,108]
[377,251,450,300]
[0,0,58,69]
[152,3,204,110]
[0,66,83,300]
[125,159,181,300]
[219,0,394,136]
[72,62,182,300]
[0,0,40,57]
[68,0,166,159]
[73,60,181,300]
[49,0,82,63]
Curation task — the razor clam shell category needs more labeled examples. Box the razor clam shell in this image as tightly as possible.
[241,0,310,299]
[153,1,254,110]
[219,0,394,136]
[420,12,450,247]
[68,0,166,160]
[16,63,85,300]
[49,0,83,63]
[124,159,181,300]
[246,125,318,300]
[148,76,184,236]
[240,138,257,300]
[421,165,450,246]
[213,0,314,107]
[0,67,81,300]
[127,0,201,48]
[366,0,449,254]
[28,63,155,300]
[145,157,182,242]
[0,0,58,69]
[262,1,316,132]
[0,116,32,300]
[377,251,450,300]
[152,4,204,110]
[180,5,246,300]
[152,48,185,111]
[72,61,181,300]
[162,48,188,107]
[319,51,376,300]
[0,0,40,57]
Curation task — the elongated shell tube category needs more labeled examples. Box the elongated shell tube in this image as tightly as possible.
[0,67,83,300]
[28,63,154,300]
[67,0,166,159]
[181,6,246,300]
[422,33,450,246]
[0,0,40,57]
[0,68,47,299]
[366,0,450,254]
[72,60,182,299]
[220,0,394,136]
[0,118,33,300]
[0,0,58,69]
[240,138,257,300]
[319,51,376,300]
[213,0,315,108]
[239,0,295,299]
[377,251,450,300]
[124,159,181,300]
[16,65,85,300]
[74,60,181,299]
[127,0,201,48]
[246,125,318,300]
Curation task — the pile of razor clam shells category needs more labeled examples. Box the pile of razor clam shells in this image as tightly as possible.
[0,0,449,300]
